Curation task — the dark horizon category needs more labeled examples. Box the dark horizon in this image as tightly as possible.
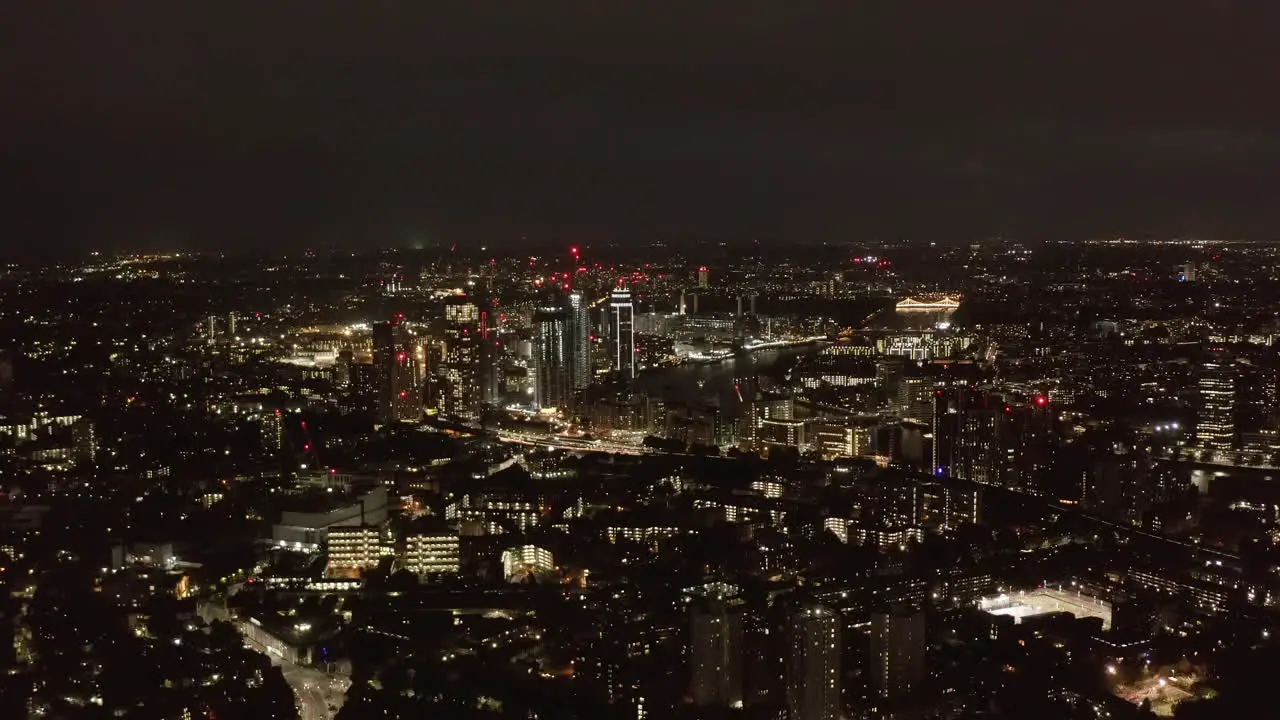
[3,2,1279,259]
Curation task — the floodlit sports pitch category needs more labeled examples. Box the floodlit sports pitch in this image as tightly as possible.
[979,587,1112,630]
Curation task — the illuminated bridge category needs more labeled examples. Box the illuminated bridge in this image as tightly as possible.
[686,336,825,362]
[895,296,962,311]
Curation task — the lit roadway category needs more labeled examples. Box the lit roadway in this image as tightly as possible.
[496,431,647,456]
[280,662,347,720]
[240,625,348,720]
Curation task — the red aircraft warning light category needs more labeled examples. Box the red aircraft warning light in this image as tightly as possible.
[1035,396,1049,407]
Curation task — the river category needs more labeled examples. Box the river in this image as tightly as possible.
[632,346,819,416]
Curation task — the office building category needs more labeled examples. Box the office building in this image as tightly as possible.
[1198,351,1236,453]
[697,265,710,289]
[609,288,635,379]
[869,606,926,700]
[786,605,842,720]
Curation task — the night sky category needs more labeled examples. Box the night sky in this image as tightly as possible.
[3,2,1278,256]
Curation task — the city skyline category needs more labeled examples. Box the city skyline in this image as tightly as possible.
[6,4,1280,719]
[4,240,1280,717]
[3,3,1280,258]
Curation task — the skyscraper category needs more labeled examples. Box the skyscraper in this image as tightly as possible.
[261,409,284,453]
[476,299,501,407]
[1198,351,1236,453]
[932,387,1001,484]
[393,347,420,421]
[533,306,571,411]
[0,349,13,412]
[443,297,483,421]
[372,320,420,424]
[1005,399,1057,495]
[897,373,935,424]
[609,287,635,380]
[786,605,842,720]
[479,333,502,408]
[373,320,396,423]
[567,291,592,390]
[877,356,906,412]
[687,583,745,708]
[743,391,794,453]
[869,606,926,700]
